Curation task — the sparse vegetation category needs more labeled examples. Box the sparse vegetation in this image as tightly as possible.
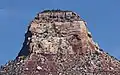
[99,48,103,51]
[41,9,72,13]
[19,55,26,60]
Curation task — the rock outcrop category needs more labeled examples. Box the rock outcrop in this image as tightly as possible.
[0,10,120,75]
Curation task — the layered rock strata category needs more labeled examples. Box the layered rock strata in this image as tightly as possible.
[0,10,120,75]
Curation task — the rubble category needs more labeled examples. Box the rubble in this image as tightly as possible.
[37,66,42,70]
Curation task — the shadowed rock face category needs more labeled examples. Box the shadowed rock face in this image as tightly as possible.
[0,10,120,75]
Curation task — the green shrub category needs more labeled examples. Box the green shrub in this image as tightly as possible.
[19,56,26,60]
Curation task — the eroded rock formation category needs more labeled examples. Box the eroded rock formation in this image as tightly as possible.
[0,10,120,75]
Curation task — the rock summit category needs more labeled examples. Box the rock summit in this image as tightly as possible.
[0,10,120,75]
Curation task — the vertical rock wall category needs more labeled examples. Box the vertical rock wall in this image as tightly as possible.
[0,10,120,75]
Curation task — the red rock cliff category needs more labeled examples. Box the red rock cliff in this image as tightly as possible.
[0,10,120,75]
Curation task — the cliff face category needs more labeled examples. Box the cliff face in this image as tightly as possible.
[0,10,120,75]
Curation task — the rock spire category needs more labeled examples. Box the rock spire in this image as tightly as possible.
[0,10,120,75]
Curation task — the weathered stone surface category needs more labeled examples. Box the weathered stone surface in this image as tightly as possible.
[0,10,120,75]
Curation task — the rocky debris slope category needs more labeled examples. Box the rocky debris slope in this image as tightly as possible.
[0,10,120,75]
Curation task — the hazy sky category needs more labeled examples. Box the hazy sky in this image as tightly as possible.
[0,0,120,65]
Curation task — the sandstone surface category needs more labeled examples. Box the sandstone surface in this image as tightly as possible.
[0,10,120,75]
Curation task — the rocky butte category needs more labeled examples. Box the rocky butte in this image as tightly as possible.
[0,10,120,75]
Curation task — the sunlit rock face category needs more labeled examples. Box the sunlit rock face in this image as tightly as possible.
[0,10,120,75]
